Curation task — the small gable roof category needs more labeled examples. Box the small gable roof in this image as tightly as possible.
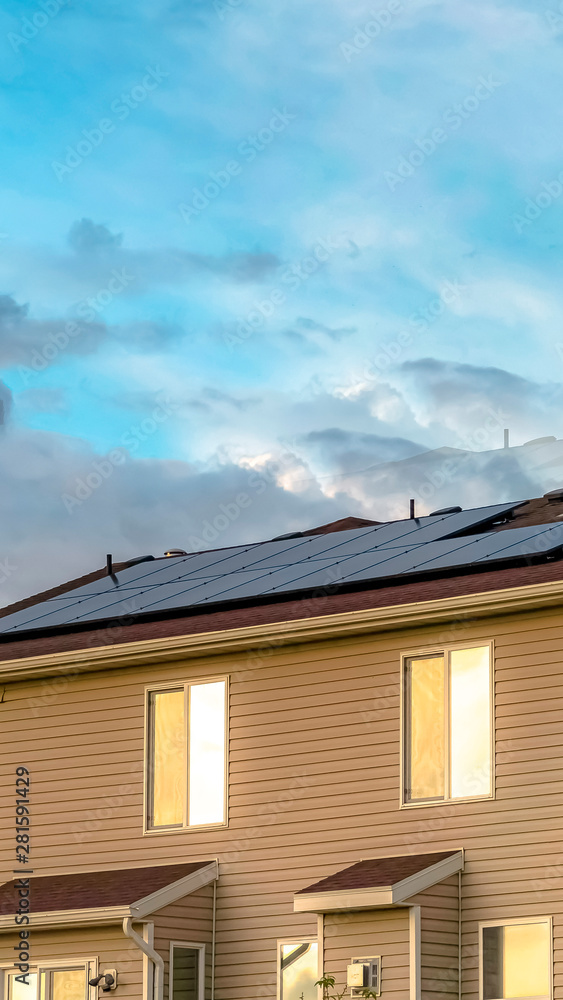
[294,850,463,911]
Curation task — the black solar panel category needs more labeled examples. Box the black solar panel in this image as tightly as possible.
[1,500,549,636]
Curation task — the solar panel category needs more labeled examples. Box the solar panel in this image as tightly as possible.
[0,500,538,635]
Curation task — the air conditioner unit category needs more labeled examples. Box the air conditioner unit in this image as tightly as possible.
[346,957,381,997]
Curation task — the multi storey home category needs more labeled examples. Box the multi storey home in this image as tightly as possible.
[0,493,562,1000]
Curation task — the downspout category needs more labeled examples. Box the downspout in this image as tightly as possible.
[211,879,217,1000]
[123,916,164,1000]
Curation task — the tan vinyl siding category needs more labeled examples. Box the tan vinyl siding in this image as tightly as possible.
[153,884,214,1000]
[323,909,409,998]
[1,925,143,998]
[1,603,563,997]
[407,875,459,999]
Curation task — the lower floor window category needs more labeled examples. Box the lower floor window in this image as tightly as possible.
[170,942,205,1000]
[278,941,318,1000]
[5,963,95,1000]
[481,918,552,1000]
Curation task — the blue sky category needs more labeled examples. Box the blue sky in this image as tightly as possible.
[2,0,563,602]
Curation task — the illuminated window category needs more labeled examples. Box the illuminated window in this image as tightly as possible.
[481,919,552,1000]
[146,679,227,831]
[5,963,95,1000]
[170,943,205,1000]
[403,644,492,804]
[278,941,318,1000]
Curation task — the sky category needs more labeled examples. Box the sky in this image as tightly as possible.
[2,0,563,605]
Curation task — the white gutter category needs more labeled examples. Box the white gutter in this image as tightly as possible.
[123,916,164,1000]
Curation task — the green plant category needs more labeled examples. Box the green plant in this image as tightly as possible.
[314,975,379,1000]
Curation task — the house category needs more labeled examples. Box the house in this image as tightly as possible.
[1,492,563,1000]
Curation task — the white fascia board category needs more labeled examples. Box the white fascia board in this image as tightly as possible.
[131,861,218,918]
[392,851,464,903]
[294,888,394,913]
[0,906,131,932]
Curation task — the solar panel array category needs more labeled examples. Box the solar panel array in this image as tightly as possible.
[2,500,563,635]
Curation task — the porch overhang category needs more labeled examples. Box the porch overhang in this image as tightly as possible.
[0,860,218,931]
[294,850,463,912]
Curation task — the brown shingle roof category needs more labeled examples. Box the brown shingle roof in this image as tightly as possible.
[2,556,563,663]
[296,851,460,895]
[0,862,211,915]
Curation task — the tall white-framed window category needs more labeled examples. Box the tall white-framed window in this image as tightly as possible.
[0,959,97,1000]
[277,939,319,1000]
[145,677,228,832]
[479,917,553,1000]
[169,942,205,1000]
[401,641,493,805]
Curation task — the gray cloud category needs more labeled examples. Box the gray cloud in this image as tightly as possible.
[0,424,344,608]
[302,428,426,474]
[398,358,563,443]
[0,293,107,367]
[0,380,12,427]
[63,219,280,290]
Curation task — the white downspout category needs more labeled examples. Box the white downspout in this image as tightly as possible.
[408,906,421,1000]
[123,916,164,1000]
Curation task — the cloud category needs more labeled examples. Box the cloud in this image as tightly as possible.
[302,428,426,474]
[397,358,563,442]
[0,380,12,427]
[0,424,344,608]
[68,219,124,254]
[0,294,107,367]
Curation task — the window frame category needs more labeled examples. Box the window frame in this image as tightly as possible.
[400,639,495,808]
[168,941,205,1000]
[143,675,229,835]
[276,938,319,1000]
[0,958,98,1000]
[478,916,553,1000]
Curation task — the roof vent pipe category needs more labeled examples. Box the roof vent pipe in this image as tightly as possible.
[504,428,509,449]
[106,554,113,576]
[409,499,415,519]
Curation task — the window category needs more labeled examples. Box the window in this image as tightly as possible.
[146,679,227,831]
[402,643,492,804]
[480,918,552,1000]
[277,941,318,1000]
[169,943,205,1000]
[2,963,95,1000]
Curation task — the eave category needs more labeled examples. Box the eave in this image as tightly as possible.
[0,861,218,932]
[293,851,464,913]
[1,576,563,681]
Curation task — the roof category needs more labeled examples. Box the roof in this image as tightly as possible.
[2,493,563,654]
[0,861,218,930]
[294,850,463,912]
